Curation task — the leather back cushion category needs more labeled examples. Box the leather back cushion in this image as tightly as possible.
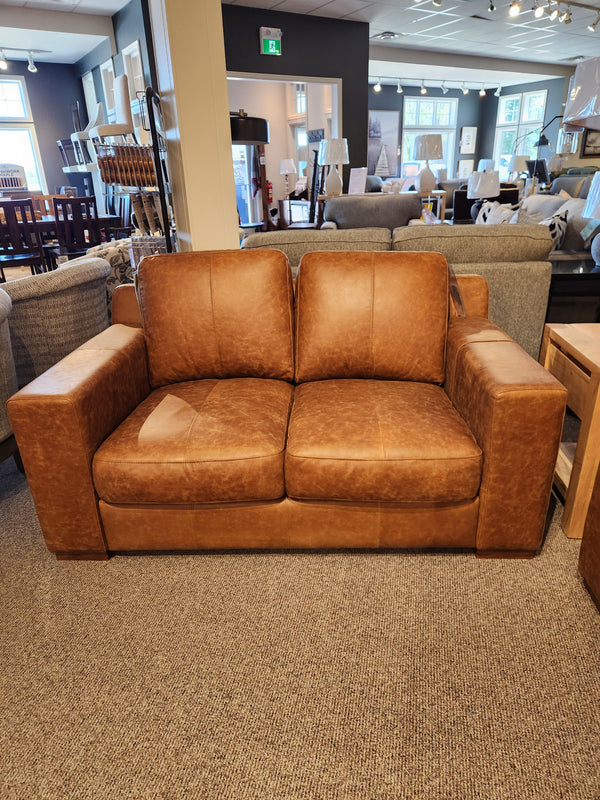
[295,251,448,383]
[137,250,295,387]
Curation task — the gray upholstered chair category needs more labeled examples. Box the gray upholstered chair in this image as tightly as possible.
[1,258,111,388]
[0,287,20,468]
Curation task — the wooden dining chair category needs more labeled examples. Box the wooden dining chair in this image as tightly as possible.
[45,196,103,268]
[31,194,68,218]
[0,199,47,282]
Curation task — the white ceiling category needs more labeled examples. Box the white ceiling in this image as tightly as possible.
[224,0,600,89]
[0,0,132,63]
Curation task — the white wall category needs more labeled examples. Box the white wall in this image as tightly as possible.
[227,79,294,209]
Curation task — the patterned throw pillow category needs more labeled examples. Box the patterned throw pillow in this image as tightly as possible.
[539,210,568,250]
[474,201,496,224]
[476,200,521,225]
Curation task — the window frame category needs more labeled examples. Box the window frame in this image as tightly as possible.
[493,89,547,181]
[0,76,47,193]
[401,96,458,179]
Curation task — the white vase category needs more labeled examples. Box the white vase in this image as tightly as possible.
[415,164,436,193]
[325,165,343,197]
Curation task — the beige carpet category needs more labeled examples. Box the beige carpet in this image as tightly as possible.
[1,456,599,800]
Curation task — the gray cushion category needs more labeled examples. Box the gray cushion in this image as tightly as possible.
[323,194,422,230]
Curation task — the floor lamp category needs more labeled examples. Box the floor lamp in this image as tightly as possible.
[279,158,296,225]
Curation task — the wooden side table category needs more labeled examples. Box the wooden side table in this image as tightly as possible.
[540,323,600,538]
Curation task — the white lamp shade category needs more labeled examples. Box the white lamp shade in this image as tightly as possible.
[467,170,500,199]
[413,134,443,161]
[563,56,600,131]
[477,158,495,172]
[583,172,600,219]
[318,138,349,166]
[404,164,420,177]
[279,158,296,175]
[508,155,529,173]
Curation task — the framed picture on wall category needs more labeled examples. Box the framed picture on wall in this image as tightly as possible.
[457,159,474,179]
[368,111,400,178]
[581,129,600,158]
[99,58,116,120]
[459,127,477,154]
[557,127,579,155]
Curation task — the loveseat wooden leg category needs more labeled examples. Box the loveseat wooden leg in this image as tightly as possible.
[476,549,537,559]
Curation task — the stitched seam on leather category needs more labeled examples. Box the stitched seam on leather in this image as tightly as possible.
[96,450,286,464]
[208,256,224,376]
[285,453,481,462]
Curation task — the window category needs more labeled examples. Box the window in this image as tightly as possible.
[0,77,46,193]
[401,97,458,178]
[295,84,306,115]
[493,90,547,181]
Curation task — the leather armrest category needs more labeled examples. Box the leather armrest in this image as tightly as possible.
[453,274,489,318]
[445,333,567,555]
[112,283,142,327]
[7,325,150,558]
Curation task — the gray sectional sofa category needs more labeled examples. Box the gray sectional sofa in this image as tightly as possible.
[241,224,553,359]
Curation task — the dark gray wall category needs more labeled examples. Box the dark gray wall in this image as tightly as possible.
[368,77,567,179]
[5,61,88,194]
[221,4,369,188]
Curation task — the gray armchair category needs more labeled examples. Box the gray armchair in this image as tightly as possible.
[0,287,19,467]
[1,258,111,388]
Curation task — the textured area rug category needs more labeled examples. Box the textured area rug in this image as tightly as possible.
[1,457,599,799]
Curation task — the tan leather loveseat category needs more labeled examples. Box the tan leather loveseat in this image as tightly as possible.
[7,249,567,561]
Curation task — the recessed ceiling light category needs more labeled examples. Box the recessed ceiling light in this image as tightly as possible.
[372,31,399,40]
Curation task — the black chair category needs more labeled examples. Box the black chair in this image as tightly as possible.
[0,199,47,282]
[45,196,103,268]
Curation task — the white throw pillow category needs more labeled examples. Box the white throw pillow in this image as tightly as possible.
[476,200,521,225]
[475,201,496,224]
[539,210,568,250]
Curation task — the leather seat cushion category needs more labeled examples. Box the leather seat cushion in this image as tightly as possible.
[285,379,482,503]
[93,378,293,504]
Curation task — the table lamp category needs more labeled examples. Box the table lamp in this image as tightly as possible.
[279,158,296,222]
[508,155,529,189]
[562,56,600,131]
[467,169,500,221]
[318,138,349,197]
[413,134,443,193]
[583,171,600,267]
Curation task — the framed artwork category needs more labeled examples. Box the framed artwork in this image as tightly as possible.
[99,58,116,119]
[581,129,600,158]
[556,128,579,155]
[457,159,474,179]
[459,127,477,154]
[368,111,399,178]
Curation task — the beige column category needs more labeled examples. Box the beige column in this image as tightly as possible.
[147,0,239,251]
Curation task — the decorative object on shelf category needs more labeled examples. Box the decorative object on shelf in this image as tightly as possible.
[467,168,500,220]
[96,143,157,187]
[279,158,296,220]
[318,138,349,197]
[413,134,443,193]
[583,172,600,267]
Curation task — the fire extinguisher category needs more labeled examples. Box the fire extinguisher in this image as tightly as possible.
[266,180,273,204]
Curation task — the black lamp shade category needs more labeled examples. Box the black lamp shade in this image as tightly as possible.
[535,134,550,148]
[230,115,269,145]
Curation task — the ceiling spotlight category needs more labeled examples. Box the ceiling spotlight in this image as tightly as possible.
[0,51,7,71]
[373,79,382,93]
[488,0,495,9]
[533,1,544,16]
[420,80,427,95]
[509,0,521,15]
[441,81,448,94]
[372,31,399,40]
[479,85,486,97]
[461,82,469,95]
[433,0,442,6]
[27,52,37,73]
[588,11,600,30]
[494,86,502,97]
[396,81,403,94]
[563,6,572,22]
[550,2,560,18]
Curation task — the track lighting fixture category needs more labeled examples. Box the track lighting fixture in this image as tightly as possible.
[488,0,495,10]
[588,10,600,29]
[549,3,559,19]
[27,52,37,73]
[396,81,403,94]
[432,0,442,6]
[494,86,502,97]
[533,1,544,16]
[420,81,427,95]
[479,85,486,97]
[563,6,572,22]
[461,83,469,95]
[0,51,7,71]
[509,0,521,15]
[441,81,448,95]
[373,79,382,93]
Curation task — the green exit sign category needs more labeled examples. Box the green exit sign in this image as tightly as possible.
[259,27,282,56]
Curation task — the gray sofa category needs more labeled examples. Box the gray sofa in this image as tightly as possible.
[322,193,422,230]
[241,224,553,359]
